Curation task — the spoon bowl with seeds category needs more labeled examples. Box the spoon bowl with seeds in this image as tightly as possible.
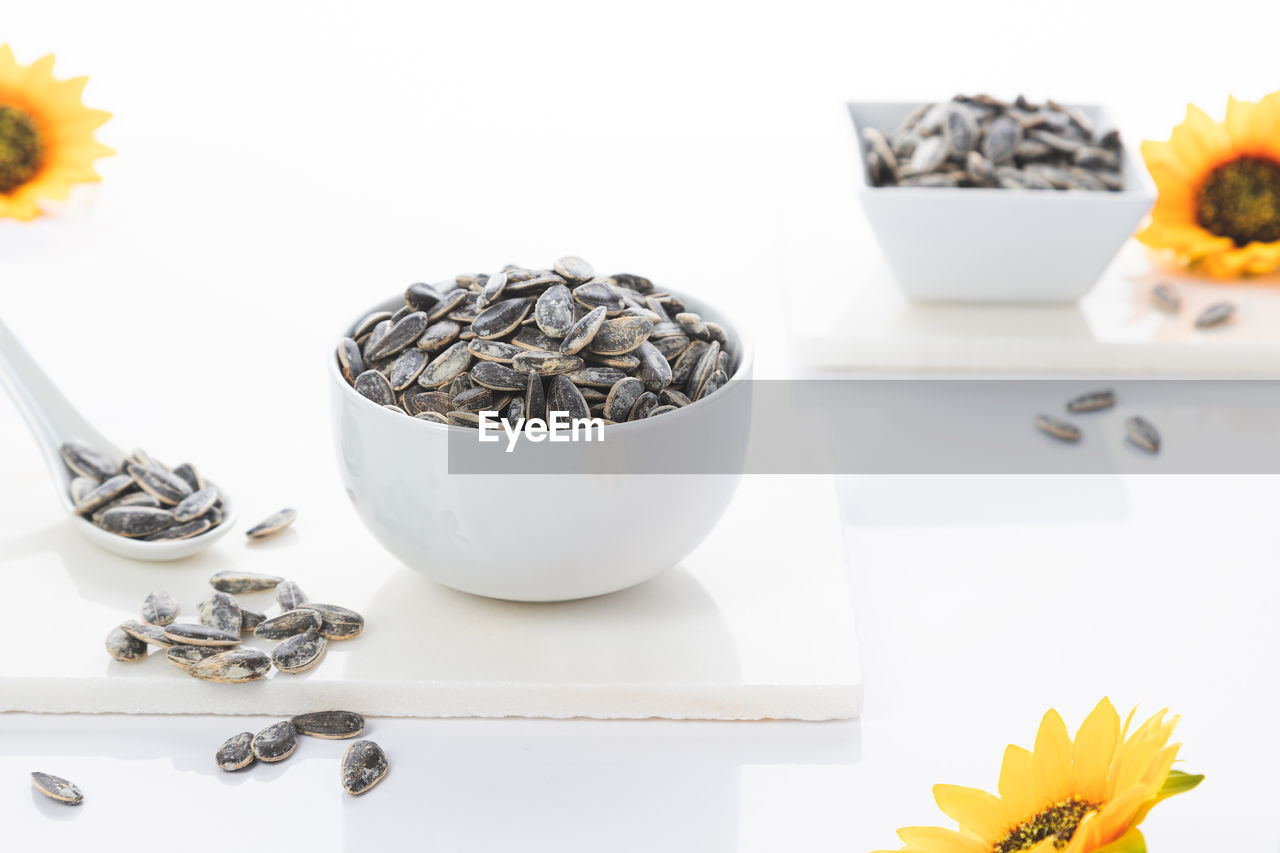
[0,317,237,561]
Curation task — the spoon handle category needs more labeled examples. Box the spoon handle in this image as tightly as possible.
[0,316,114,497]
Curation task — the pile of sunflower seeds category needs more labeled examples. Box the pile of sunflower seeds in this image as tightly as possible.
[216,711,387,795]
[337,256,736,426]
[62,443,224,541]
[104,572,364,680]
[1035,389,1161,454]
[863,94,1125,190]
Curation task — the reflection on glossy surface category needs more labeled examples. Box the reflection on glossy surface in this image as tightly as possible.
[0,714,861,852]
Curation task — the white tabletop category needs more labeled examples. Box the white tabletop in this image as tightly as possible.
[3,1,1277,849]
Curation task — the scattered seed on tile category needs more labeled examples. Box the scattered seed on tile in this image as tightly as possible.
[30,771,83,805]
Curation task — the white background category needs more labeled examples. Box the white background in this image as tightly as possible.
[3,1,1280,850]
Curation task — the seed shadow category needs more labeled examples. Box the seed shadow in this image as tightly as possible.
[0,518,241,612]
[29,785,84,820]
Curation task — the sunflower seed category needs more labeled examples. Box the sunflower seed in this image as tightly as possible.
[587,315,654,356]
[559,305,607,355]
[162,623,241,647]
[210,570,284,594]
[468,339,523,363]
[628,391,658,421]
[1195,302,1235,329]
[686,341,721,399]
[31,772,83,805]
[1125,417,1161,453]
[353,310,393,340]
[340,740,389,795]
[173,487,219,523]
[566,366,628,388]
[142,591,181,626]
[698,369,728,400]
[96,506,175,538]
[298,603,365,640]
[143,516,215,542]
[548,375,591,420]
[69,476,98,504]
[106,625,148,661]
[416,320,461,351]
[389,348,428,391]
[250,610,320,641]
[510,350,583,375]
[365,312,429,361]
[534,284,576,338]
[271,629,328,673]
[198,592,242,634]
[1035,415,1081,442]
[419,341,472,387]
[472,297,534,340]
[1152,282,1180,312]
[633,340,673,392]
[166,645,222,669]
[337,338,365,384]
[572,281,627,314]
[239,607,266,633]
[451,385,493,412]
[293,710,365,739]
[944,104,979,156]
[1064,389,1115,413]
[252,721,299,762]
[121,619,175,647]
[190,648,271,683]
[524,371,547,421]
[659,388,693,408]
[276,580,307,610]
[216,732,256,771]
[170,462,203,491]
[246,508,297,539]
[60,441,117,481]
[553,255,595,283]
[405,390,453,417]
[355,370,396,406]
[73,474,135,516]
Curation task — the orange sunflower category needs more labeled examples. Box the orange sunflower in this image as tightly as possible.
[876,699,1202,853]
[1138,92,1280,278]
[0,45,112,221]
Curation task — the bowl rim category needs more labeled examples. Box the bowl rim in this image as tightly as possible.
[846,99,1156,199]
[329,282,755,435]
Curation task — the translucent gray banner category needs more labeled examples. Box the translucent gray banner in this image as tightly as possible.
[445,379,1280,474]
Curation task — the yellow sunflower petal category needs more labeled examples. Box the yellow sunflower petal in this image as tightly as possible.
[897,826,988,853]
[1032,709,1073,804]
[1169,103,1232,173]
[933,785,1012,841]
[1073,698,1120,803]
[998,744,1040,817]
[1095,786,1148,840]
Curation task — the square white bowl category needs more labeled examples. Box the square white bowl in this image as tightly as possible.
[848,101,1156,303]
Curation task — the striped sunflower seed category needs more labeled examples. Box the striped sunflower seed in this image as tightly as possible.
[216,732,256,771]
[340,740,389,795]
[252,721,299,762]
[293,710,365,739]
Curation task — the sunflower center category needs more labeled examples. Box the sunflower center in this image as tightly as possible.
[1196,156,1280,247]
[0,104,44,194]
[991,797,1100,853]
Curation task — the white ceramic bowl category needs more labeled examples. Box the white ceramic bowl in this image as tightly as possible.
[848,101,1155,303]
[329,290,753,602]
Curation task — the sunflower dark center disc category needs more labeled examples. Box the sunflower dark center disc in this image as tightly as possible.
[990,797,1099,853]
[0,104,44,194]
[1196,156,1280,246]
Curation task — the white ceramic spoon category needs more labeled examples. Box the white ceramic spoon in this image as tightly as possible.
[0,317,236,561]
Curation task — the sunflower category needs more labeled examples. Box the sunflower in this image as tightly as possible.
[0,45,112,221]
[877,699,1202,853]
[1138,92,1280,278]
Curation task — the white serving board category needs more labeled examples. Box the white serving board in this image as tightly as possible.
[0,469,861,721]
[781,142,1280,377]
